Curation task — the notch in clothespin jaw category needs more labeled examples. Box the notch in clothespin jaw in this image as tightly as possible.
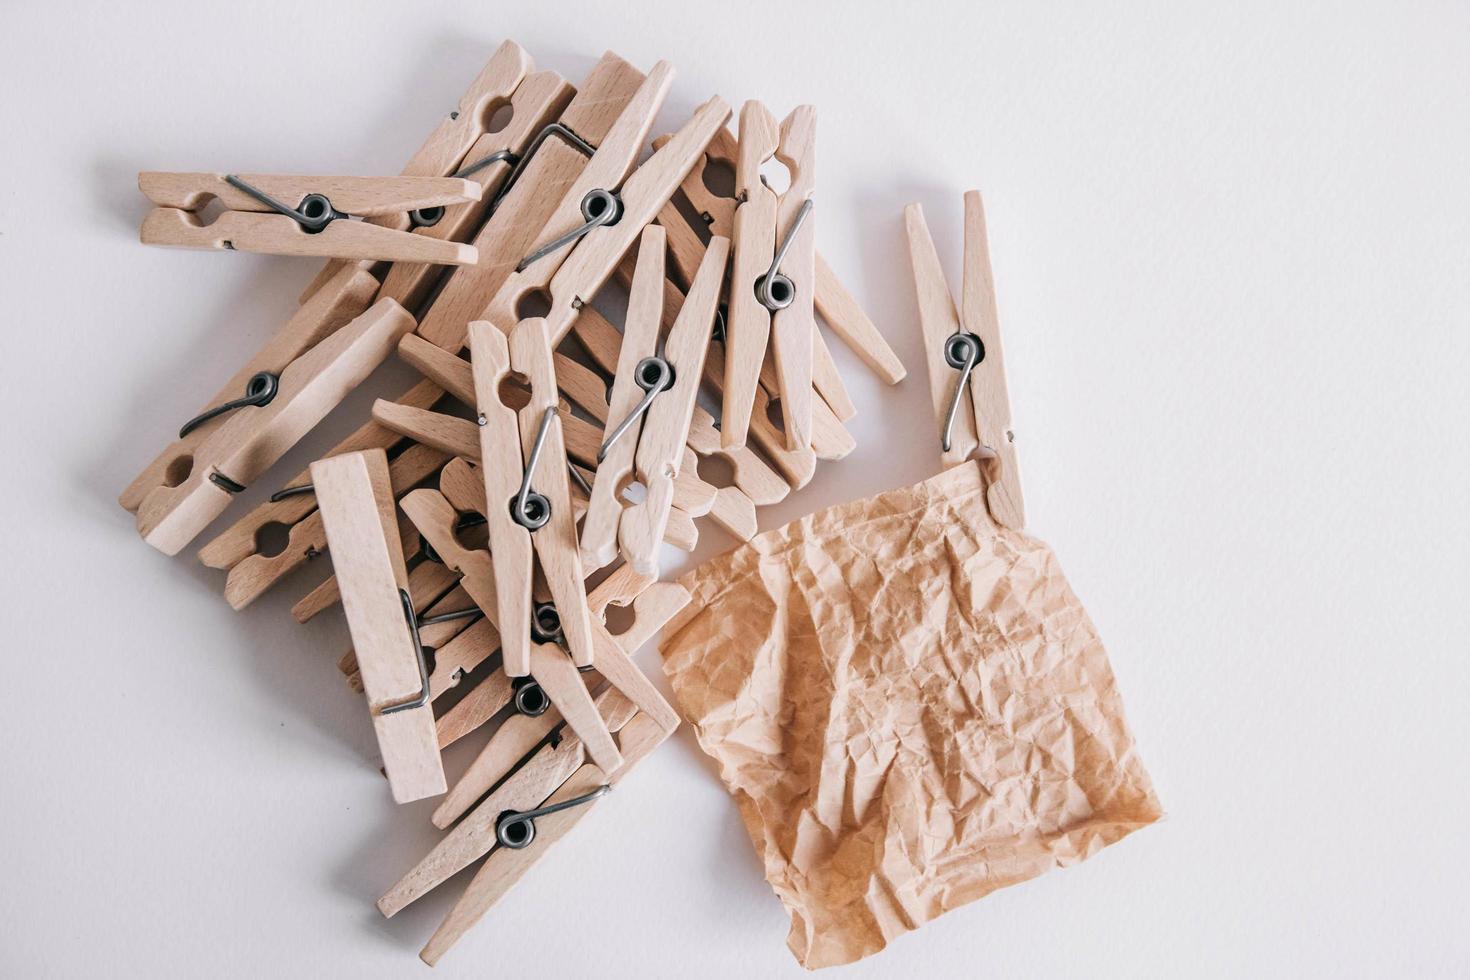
[723,101,818,453]
[469,319,596,676]
[904,191,1026,530]
[138,172,481,265]
[310,449,445,804]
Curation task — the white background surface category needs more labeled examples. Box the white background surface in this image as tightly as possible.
[2,1,1467,977]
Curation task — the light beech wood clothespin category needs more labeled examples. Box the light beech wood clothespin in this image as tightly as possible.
[139,173,482,265]
[377,687,634,919]
[303,38,539,306]
[724,102,817,453]
[309,449,445,803]
[571,306,790,510]
[118,263,380,517]
[581,225,729,574]
[133,298,415,555]
[470,318,599,677]
[904,192,1025,529]
[193,54,643,610]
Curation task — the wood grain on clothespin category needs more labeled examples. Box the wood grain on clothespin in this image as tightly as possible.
[904,193,1025,529]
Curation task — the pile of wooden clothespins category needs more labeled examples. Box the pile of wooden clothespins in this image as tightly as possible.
[119,42,918,964]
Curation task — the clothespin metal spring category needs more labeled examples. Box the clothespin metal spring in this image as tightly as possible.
[940,332,986,453]
[516,188,623,272]
[224,174,346,234]
[408,148,522,227]
[755,198,814,311]
[380,588,434,715]
[178,371,279,438]
[504,406,558,530]
[495,784,611,849]
[488,122,596,213]
[596,356,674,462]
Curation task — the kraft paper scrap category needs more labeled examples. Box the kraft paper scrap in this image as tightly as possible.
[660,463,1162,968]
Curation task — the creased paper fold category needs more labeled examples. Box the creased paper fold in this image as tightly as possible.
[660,463,1162,968]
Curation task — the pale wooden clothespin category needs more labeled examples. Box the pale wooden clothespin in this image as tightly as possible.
[904,191,1025,529]
[409,459,687,756]
[309,449,444,803]
[139,173,482,265]
[724,102,818,453]
[580,225,729,573]
[470,318,598,677]
[133,298,415,555]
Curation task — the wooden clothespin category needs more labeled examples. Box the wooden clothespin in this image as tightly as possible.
[581,225,728,574]
[139,173,481,265]
[904,191,1025,529]
[118,262,380,518]
[309,449,444,803]
[470,318,600,677]
[133,297,415,555]
[724,102,818,453]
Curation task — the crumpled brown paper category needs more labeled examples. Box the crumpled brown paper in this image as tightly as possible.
[660,463,1162,969]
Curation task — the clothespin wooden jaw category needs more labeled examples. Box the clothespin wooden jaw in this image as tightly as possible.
[724,101,818,454]
[468,318,597,675]
[310,449,445,804]
[904,191,1026,530]
[139,173,482,265]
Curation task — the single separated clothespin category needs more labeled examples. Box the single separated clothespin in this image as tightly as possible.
[133,297,416,555]
[309,449,445,803]
[904,191,1025,529]
[138,172,482,265]
[470,318,601,678]
[580,224,728,574]
[724,102,818,453]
